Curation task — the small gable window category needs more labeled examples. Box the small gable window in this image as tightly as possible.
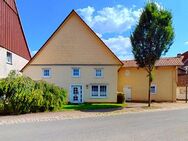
[150,84,157,94]
[7,52,12,64]
[72,68,80,77]
[42,69,51,78]
[95,69,103,77]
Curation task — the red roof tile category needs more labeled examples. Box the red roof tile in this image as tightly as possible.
[122,57,183,68]
[4,0,17,13]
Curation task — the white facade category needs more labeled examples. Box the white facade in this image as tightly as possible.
[0,46,29,78]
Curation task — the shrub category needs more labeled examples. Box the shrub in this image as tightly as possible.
[117,92,125,104]
[0,71,67,115]
[35,81,66,112]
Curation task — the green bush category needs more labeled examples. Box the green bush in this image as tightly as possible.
[35,81,66,112]
[117,92,125,104]
[0,71,67,115]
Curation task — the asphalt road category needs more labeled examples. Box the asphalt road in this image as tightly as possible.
[0,109,188,141]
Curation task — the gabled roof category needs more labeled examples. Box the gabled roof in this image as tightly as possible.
[0,0,31,60]
[122,57,183,68]
[21,10,123,71]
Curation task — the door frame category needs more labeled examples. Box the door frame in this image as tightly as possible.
[123,85,132,101]
[70,84,84,103]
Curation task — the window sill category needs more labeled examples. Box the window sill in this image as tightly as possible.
[95,76,103,79]
[6,62,12,65]
[90,96,107,99]
[72,76,80,78]
[42,76,51,79]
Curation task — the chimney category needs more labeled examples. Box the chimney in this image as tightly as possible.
[177,53,182,58]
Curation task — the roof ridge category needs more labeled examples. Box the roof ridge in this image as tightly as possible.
[121,57,181,62]
[122,57,183,68]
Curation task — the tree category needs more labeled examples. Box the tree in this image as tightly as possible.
[130,2,174,107]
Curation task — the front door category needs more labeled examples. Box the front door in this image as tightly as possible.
[123,86,132,101]
[71,85,83,103]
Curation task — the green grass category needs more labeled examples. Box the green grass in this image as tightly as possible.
[62,103,127,111]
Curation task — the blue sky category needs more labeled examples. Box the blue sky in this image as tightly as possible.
[16,0,188,60]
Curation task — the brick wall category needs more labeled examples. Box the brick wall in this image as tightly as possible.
[178,74,188,86]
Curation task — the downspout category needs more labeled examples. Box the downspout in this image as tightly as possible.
[171,67,174,102]
[172,66,177,102]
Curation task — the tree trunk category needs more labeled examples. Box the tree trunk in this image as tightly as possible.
[148,73,152,107]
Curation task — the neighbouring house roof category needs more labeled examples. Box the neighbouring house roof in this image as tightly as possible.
[4,0,17,13]
[181,51,188,62]
[21,10,123,71]
[0,0,31,60]
[122,57,183,68]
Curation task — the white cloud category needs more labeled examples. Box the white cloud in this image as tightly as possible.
[185,41,188,45]
[102,36,133,60]
[154,2,164,10]
[77,5,140,60]
[77,6,95,24]
[31,50,38,56]
[77,5,142,34]
[96,32,102,38]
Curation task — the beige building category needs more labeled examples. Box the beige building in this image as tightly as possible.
[22,10,183,103]
[118,58,182,102]
[22,10,122,103]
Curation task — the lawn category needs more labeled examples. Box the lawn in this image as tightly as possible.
[62,103,126,111]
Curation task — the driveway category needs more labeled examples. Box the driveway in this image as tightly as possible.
[0,108,188,141]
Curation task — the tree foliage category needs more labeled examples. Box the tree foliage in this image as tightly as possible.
[130,2,174,106]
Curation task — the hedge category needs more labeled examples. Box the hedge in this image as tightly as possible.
[0,71,67,115]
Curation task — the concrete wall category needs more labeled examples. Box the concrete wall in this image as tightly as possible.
[23,65,119,102]
[118,66,177,102]
[177,87,186,100]
[0,47,28,78]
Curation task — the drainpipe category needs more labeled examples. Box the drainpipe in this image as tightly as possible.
[172,67,175,102]
[185,67,188,103]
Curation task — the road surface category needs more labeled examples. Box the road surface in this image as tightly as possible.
[0,109,188,141]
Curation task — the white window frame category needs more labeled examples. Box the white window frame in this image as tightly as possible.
[95,68,103,78]
[42,68,51,78]
[72,68,80,77]
[90,84,107,98]
[6,52,12,65]
[150,84,157,94]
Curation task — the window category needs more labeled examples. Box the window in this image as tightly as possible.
[100,86,107,96]
[150,85,157,94]
[91,85,107,98]
[7,52,12,64]
[72,68,80,77]
[91,85,98,97]
[95,69,102,77]
[42,69,51,78]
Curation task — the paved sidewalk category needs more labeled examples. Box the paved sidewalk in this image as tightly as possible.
[0,101,188,125]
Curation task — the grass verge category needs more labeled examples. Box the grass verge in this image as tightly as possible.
[62,103,127,111]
